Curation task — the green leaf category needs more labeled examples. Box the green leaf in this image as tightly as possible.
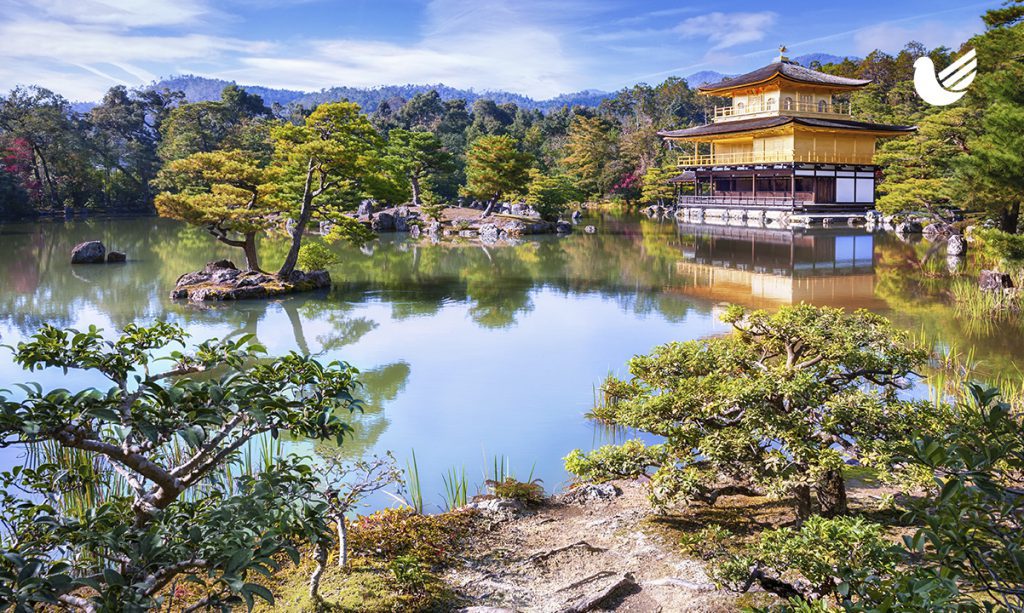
[244,583,275,605]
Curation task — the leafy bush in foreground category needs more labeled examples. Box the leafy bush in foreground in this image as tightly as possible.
[0,323,361,611]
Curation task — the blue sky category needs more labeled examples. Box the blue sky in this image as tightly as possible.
[0,0,1001,101]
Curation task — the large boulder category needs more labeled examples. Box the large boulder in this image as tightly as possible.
[479,223,502,242]
[980,270,1014,292]
[371,212,396,232]
[106,251,126,263]
[555,221,573,234]
[501,220,528,237]
[394,215,410,232]
[895,220,923,235]
[559,483,621,505]
[357,200,375,217]
[71,241,106,264]
[947,235,967,256]
[924,222,953,239]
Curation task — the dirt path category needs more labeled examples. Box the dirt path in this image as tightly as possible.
[447,481,751,612]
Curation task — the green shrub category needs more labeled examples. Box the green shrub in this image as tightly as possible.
[975,227,1024,268]
[419,190,446,222]
[297,240,338,271]
[347,507,474,567]
[678,524,734,560]
[485,477,545,503]
[564,439,667,484]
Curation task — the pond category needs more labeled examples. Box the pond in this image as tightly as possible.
[1,214,1022,511]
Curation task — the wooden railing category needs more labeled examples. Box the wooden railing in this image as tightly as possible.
[677,150,875,166]
[713,100,852,121]
[678,195,803,209]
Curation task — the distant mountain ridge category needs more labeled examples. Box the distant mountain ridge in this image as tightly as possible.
[145,76,612,113]
[72,53,859,113]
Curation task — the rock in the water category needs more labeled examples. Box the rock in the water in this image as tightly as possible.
[571,210,582,222]
[426,221,442,235]
[895,220,923,235]
[371,212,396,232]
[71,241,106,264]
[479,223,501,242]
[555,221,572,234]
[947,235,967,256]
[559,483,621,505]
[502,220,528,237]
[980,270,1014,292]
[584,225,597,234]
[105,251,126,263]
[947,255,964,273]
[924,222,953,239]
[394,215,409,232]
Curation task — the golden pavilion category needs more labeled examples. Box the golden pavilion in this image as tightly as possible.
[659,48,915,218]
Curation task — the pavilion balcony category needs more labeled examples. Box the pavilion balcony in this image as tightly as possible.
[713,100,852,122]
[677,150,875,167]
[677,195,805,209]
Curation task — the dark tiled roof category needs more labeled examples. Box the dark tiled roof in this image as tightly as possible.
[658,116,916,139]
[699,61,870,93]
[667,171,697,182]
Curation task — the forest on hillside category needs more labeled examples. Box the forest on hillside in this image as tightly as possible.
[0,3,1020,231]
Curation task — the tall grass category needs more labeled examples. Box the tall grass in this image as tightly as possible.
[405,449,424,514]
[441,467,468,510]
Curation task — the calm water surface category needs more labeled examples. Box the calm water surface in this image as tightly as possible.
[1,215,1021,510]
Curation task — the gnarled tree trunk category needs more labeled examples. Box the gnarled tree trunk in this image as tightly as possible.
[410,174,422,207]
[1000,201,1021,234]
[816,469,848,518]
[278,158,316,278]
[308,540,329,602]
[793,483,813,523]
[335,513,348,568]
[481,193,499,218]
[242,232,262,272]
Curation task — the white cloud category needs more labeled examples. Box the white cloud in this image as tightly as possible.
[0,0,589,100]
[8,0,212,28]
[853,20,979,55]
[212,0,586,98]
[675,11,778,50]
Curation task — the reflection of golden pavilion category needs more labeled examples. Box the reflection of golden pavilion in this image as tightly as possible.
[671,224,885,309]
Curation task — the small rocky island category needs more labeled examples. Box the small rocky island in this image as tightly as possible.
[359,202,575,243]
[171,260,331,301]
